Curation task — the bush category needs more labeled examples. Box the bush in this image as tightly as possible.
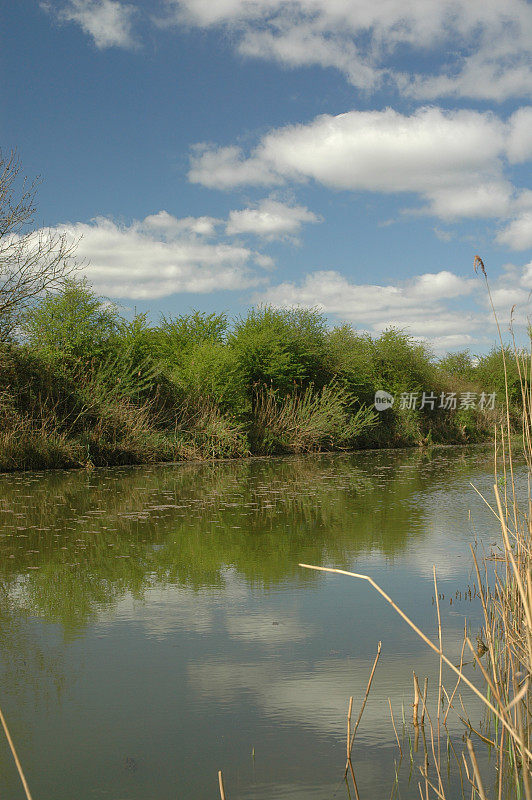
[1,281,516,471]
[22,278,121,367]
[474,346,523,407]
[169,340,247,414]
[371,328,436,397]
[176,405,249,459]
[229,306,330,394]
[326,325,375,404]
[157,310,228,363]
[438,350,474,381]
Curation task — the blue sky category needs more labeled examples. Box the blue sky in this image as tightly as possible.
[2,0,532,352]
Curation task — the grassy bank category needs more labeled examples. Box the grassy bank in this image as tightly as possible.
[0,278,517,472]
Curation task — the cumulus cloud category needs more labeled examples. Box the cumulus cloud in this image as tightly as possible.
[46,0,137,49]
[142,210,222,237]
[226,199,320,239]
[190,108,508,195]
[165,0,532,102]
[189,107,532,241]
[188,144,279,190]
[255,261,532,346]
[190,106,532,228]
[39,212,270,299]
[426,183,514,221]
[497,212,532,251]
[506,108,532,163]
[254,269,497,346]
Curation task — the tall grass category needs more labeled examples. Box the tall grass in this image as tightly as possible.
[251,381,376,454]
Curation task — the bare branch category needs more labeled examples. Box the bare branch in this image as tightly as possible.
[0,150,80,339]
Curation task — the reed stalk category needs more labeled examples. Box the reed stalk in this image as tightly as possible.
[0,705,33,800]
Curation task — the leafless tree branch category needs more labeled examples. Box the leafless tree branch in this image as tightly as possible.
[0,150,79,339]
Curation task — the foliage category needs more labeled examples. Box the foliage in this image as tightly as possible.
[326,325,375,402]
[371,328,436,396]
[157,310,228,362]
[475,346,523,406]
[0,278,520,471]
[22,277,121,366]
[229,305,330,393]
[251,381,377,454]
[169,340,247,413]
[437,349,474,381]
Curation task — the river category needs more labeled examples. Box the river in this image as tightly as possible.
[0,446,514,799]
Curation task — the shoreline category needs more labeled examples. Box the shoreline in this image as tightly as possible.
[0,437,496,477]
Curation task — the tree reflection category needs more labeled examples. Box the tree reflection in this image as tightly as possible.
[0,447,493,632]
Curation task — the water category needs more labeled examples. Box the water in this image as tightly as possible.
[0,446,515,798]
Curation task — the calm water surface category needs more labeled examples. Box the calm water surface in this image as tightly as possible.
[0,447,517,799]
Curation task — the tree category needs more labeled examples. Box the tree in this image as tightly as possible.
[23,277,121,364]
[0,150,77,339]
[229,305,329,393]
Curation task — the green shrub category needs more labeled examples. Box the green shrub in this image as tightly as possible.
[438,350,474,381]
[474,346,523,407]
[157,310,228,362]
[371,328,436,397]
[176,405,249,459]
[1,282,517,472]
[229,306,330,394]
[326,325,375,403]
[169,340,247,414]
[22,278,121,367]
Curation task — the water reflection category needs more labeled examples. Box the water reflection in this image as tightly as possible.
[0,446,498,630]
[0,445,514,799]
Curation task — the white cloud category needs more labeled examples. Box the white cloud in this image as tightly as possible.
[426,182,514,221]
[142,210,222,237]
[50,0,137,49]
[506,108,532,163]
[190,107,528,223]
[497,211,532,250]
[188,144,279,190]
[40,212,270,299]
[165,0,532,102]
[226,199,320,239]
[257,269,482,342]
[190,108,508,196]
[190,107,532,237]
[255,261,532,346]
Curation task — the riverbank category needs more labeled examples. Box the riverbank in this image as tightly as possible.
[0,279,516,472]
[0,340,500,472]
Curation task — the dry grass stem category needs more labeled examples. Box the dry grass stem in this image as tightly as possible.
[413,671,421,726]
[298,563,532,762]
[388,698,403,757]
[0,705,33,800]
[218,770,226,800]
[466,739,488,800]
[344,641,382,776]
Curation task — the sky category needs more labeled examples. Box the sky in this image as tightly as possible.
[2,0,532,353]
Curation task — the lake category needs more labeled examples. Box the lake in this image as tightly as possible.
[0,446,512,799]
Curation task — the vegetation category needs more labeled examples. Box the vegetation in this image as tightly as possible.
[0,274,519,471]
